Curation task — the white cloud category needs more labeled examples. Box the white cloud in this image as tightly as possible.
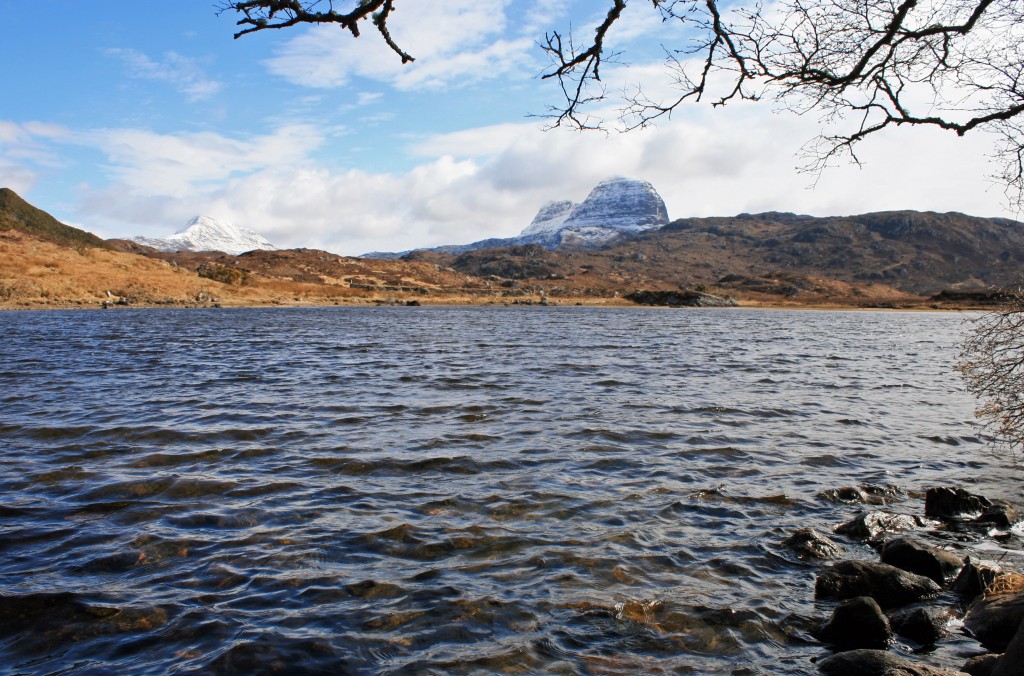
[264,0,535,90]
[105,48,222,101]
[74,124,324,197]
[0,121,71,194]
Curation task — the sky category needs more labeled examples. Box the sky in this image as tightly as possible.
[0,1,1019,256]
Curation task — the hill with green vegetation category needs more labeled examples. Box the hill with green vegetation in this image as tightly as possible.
[0,188,106,248]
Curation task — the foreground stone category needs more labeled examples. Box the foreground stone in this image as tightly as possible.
[879,537,964,584]
[964,592,1024,652]
[818,596,892,649]
[818,649,966,675]
[816,560,941,609]
[991,618,1024,676]
[889,606,952,646]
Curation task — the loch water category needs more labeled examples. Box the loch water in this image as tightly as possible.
[1,306,1022,675]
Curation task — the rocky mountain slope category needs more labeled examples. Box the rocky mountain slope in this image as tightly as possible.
[132,215,276,255]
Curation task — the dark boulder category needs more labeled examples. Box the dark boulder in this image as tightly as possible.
[954,560,1003,599]
[976,501,1021,529]
[992,618,1024,676]
[925,487,988,519]
[889,606,953,646]
[964,592,1024,652]
[816,560,941,609]
[962,654,1000,676]
[625,290,738,308]
[784,528,845,560]
[879,537,964,584]
[835,511,925,541]
[818,596,892,649]
[818,649,967,675]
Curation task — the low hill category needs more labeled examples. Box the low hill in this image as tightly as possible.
[0,188,107,249]
[409,210,1024,296]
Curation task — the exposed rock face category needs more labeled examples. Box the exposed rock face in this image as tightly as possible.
[926,487,988,519]
[132,216,276,255]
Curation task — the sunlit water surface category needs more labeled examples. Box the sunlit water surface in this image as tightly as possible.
[1,307,1021,674]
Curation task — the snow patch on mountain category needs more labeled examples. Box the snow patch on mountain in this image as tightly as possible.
[132,216,276,255]
[362,177,669,258]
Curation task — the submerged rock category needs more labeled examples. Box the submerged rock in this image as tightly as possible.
[879,537,964,584]
[818,484,902,506]
[815,560,941,608]
[817,596,892,649]
[784,528,845,560]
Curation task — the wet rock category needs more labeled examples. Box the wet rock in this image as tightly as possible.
[818,648,967,675]
[879,537,964,584]
[963,654,1000,676]
[817,596,892,649]
[925,487,988,519]
[835,511,924,541]
[889,606,953,646]
[964,592,1024,652]
[954,560,1003,599]
[976,501,1022,529]
[815,560,941,609]
[818,484,902,506]
[991,618,1024,676]
[784,528,845,560]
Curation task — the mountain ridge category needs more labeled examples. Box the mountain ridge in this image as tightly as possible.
[131,215,277,255]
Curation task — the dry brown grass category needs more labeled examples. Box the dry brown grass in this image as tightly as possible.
[986,573,1024,597]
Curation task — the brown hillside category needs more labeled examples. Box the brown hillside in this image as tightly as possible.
[0,188,107,249]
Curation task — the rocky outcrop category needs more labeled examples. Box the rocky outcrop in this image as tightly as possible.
[625,290,737,307]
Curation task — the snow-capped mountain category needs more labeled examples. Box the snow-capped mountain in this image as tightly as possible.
[132,216,276,255]
[364,177,669,258]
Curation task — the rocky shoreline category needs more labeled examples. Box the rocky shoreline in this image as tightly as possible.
[785,485,1024,674]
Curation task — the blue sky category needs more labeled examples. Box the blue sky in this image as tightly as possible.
[0,1,1017,255]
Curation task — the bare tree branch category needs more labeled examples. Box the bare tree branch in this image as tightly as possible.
[218,0,414,64]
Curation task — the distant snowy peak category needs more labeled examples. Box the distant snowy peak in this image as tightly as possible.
[517,177,669,247]
[132,216,276,255]
[562,177,669,232]
[521,200,577,237]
